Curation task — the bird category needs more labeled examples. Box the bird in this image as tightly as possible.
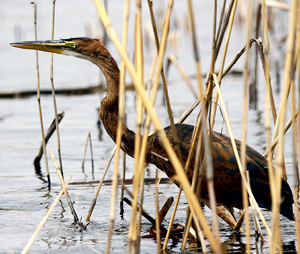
[10,37,294,226]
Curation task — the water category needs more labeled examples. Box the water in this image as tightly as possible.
[0,1,297,253]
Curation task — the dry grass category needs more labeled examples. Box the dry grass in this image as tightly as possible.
[91,0,300,253]
[26,0,300,253]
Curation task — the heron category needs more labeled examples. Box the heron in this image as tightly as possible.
[10,37,294,227]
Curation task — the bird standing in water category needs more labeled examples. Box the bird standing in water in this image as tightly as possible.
[11,38,294,226]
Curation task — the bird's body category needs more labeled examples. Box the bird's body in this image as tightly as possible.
[11,37,294,224]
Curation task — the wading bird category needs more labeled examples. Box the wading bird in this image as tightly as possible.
[11,38,294,227]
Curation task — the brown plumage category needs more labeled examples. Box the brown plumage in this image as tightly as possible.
[11,37,294,223]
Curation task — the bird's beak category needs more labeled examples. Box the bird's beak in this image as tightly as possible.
[10,40,69,54]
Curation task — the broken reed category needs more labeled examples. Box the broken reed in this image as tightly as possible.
[91,0,300,253]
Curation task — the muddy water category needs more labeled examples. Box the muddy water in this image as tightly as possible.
[0,1,297,253]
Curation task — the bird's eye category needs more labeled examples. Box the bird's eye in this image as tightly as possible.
[71,42,78,49]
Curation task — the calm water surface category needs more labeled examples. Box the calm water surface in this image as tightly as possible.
[0,1,297,253]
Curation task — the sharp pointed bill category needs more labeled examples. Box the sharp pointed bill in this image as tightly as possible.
[10,39,79,55]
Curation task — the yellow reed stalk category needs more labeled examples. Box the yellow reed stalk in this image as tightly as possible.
[177,98,200,124]
[146,0,184,165]
[81,131,94,172]
[106,1,130,253]
[181,119,208,251]
[272,0,298,252]
[119,0,131,223]
[209,0,217,76]
[145,6,187,244]
[155,178,161,252]
[215,0,227,49]
[130,0,183,247]
[187,0,221,246]
[49,0,63,176]
[264,108,300,157]
[260,2,277,252]
[130,2,183,247]
[181,117,205,250]
[162,187,182,250]
[85,146,116,221]
[291,78,300,251]
[31,2,50,187]
[21,176,72,254]
[212,73,272,236]
[164,113,207,250]
[163,0,209,247]
[241,0,252,251]
[210,0,238,130]
[128,1,145,251]
[167,55,198,98]
[266,0,290,10]
[81,131,90,172]
[215,0,236,57]
[92,1,221,251]
[296,15,300,250]
[49,150,79,222]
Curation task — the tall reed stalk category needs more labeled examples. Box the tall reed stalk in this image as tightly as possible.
[105,0,130,252]
[31,2,50,188]
[241,0,252,251]
[49,0,64,177]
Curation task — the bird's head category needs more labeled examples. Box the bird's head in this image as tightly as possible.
[10,37,118,72]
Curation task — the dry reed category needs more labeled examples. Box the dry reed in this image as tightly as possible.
[81,131,94,173]
[31,2,50,188]
[49,0,64,176]
[85,146,116,221]
[21,176,72,254]
[241,0,252,251]
[94,1,300,253]
[31,0,299,252]
[15,0,300,253]
[167,55,198,98]
[49,150,79,222]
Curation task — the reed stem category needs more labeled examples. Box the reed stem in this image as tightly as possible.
[49,0,64,178]
[49,151,79,222]
[31,2,50,188]
[85,146,116,221]
[105,0,130,251]
[21,176,72,254]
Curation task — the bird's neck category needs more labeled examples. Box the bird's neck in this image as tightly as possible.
[98,57,136,158]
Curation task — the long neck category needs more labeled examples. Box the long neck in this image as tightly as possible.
[97,50,136,158]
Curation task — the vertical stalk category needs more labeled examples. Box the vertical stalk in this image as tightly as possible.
[85,146,116,221]
[128,1,144,252]
[241,0,252,251]
[147,0,184,166]
[273,0,298,252]
[296,13,300,249]
[210,0,238,129]
[187,0,221,246]
[106,1,130,252]
[155,179,161,252]
[31,2,50,188]
[261,2,277,251]
[49,0,64,177]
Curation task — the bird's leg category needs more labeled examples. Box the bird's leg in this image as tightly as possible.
[202,200,237,229]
